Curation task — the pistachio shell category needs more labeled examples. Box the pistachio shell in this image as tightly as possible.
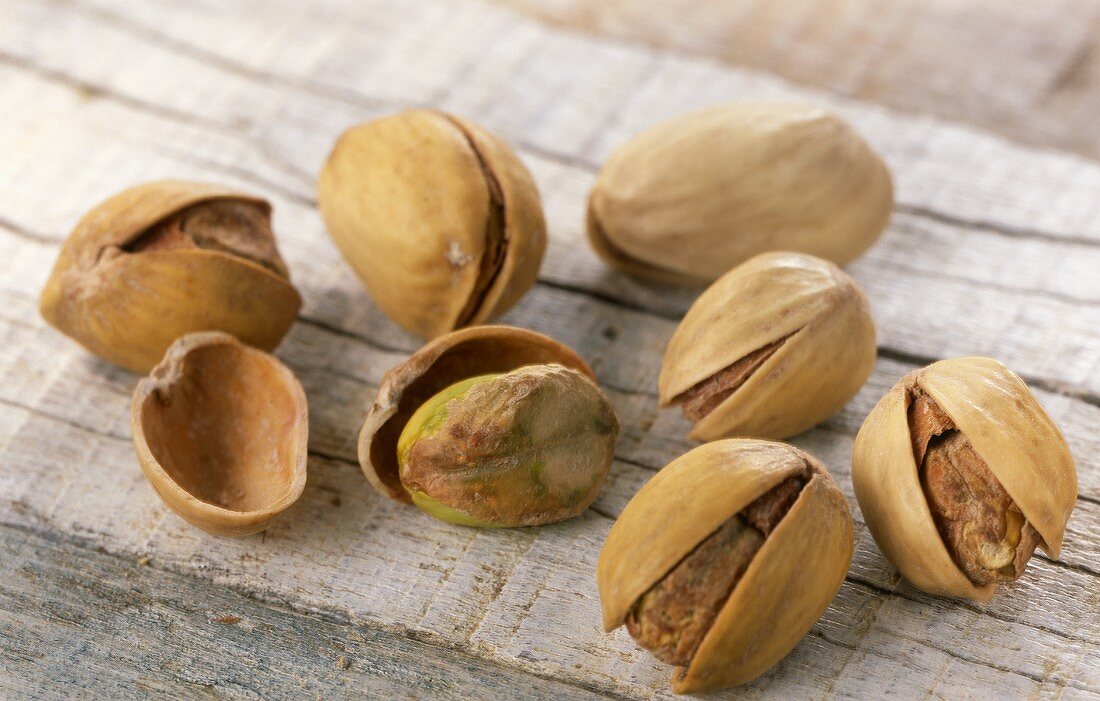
[597,440,853,693]
[358,325,595,501]
[317,110,547,339]
[588,101,893,284]
[852,357,1077,601]
[40,180,301,373]
[131,332,308,537]
[659,251,876,440]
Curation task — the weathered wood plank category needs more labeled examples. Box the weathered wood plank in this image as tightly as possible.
[0,283,1096,697]
[494,0,1100,164]
[0,522,624,701]
[3,0,1100,398]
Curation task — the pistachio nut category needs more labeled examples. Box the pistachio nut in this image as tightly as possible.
[40,180,302,373]
[597,439,853,693]
[587,101,893,284]
[852,357,1077,601]
[659,251,876,441]
[360,326,619,527]
[318,110,547,339]
[131,332,308,537]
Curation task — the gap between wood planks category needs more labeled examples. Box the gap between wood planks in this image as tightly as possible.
[5,0,1100,252]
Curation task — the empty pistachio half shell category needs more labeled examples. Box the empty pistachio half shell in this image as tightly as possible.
[40,180,301,373]
[587,101,893,284]
[359,326,619,527]
[318,110,547,339]
[659,251,876,441]
[131,332,308,537]
[598,439,853,693]
[852,357,1077,601]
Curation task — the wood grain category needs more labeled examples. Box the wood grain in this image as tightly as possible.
[495,0,1100,163]
[0,0,1097,698]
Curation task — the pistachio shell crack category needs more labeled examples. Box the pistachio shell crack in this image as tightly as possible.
[674,334,792,423]
[443,115,509,328]
[625,472,806,666]
[909,388,1041,586]
[122,199,288,277]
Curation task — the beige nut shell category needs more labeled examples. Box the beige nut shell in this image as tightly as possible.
[852,357,1077,601]
[659,251,876,441]
[587,101,893,284]
[598,439,853,693]
[358,325,594,501]
[39,180,301,373]
[131,332,308,537]
[318,110,547,339]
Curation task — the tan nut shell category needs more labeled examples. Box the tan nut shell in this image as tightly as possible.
[39,180,302,373]
[131,332,308,537]
[318,110,547,339]
[598,440,853,693]
[588,101,893,284]
[852,357,1077,601]
[659,252,876,441]
[359,325,594,501]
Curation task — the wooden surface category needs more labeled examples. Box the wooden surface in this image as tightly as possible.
[0,0,1097,698]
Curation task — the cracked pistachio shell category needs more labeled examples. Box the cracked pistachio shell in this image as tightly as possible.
[39,180,302,373]
[852,357,1077,601]
[359,325,596,502]
[597,439,853,693]
[587,101,893,284]
[318,110,547,339]
[659,252,876,441]
[131,332,308,537]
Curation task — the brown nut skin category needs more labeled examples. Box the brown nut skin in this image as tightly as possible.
[131,332,308,537]
[598,439,853,693]
[659,251,876,441]
[318,110,547,339]
[40,180,302,373]
[587,101,893,285]
[852,357,1077,601]
[359,326,607,508]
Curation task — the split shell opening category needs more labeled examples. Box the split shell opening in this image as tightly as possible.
[851,356,1077,601]
[39,180,301,373]
[597,439,854,693]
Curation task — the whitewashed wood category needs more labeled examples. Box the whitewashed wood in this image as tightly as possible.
[495,0,1100,163]
[0,523,622,701]
[0,0,1097,698]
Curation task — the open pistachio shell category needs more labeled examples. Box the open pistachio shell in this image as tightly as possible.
[598,439,853,693]
[852,357,1077,601]
[587,101,893,284]
[359,326,596,503]
[318,110,547,339]
[40,180,302,373]
[131,332,308,537]
[659,252,876,441]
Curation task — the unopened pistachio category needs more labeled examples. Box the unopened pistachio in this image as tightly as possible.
[318,110,546,339]
[852,357,1077,601]
[587,101,893,284]
[598,440,853,693]
[659,251,876,441]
